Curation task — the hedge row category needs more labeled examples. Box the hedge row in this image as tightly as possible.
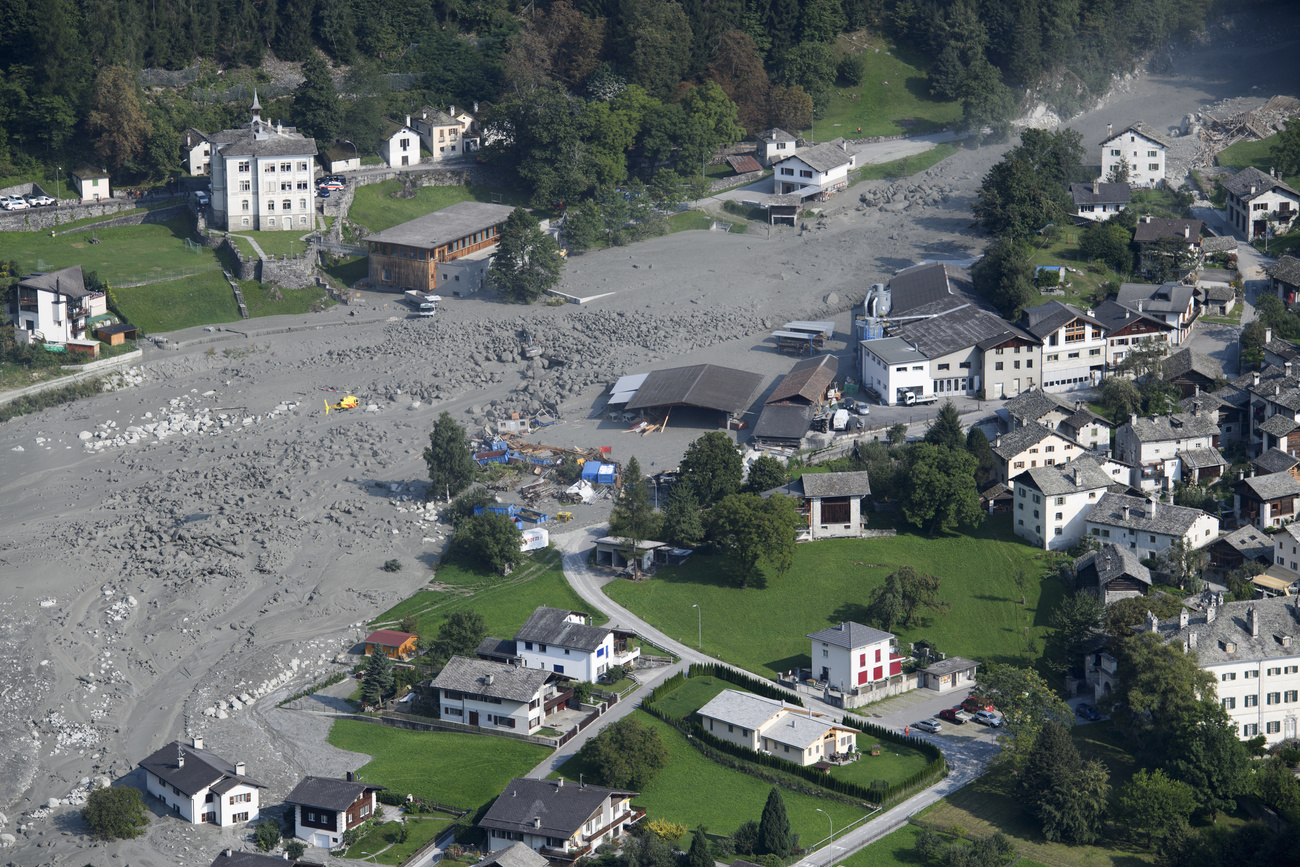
[686,662,805,707]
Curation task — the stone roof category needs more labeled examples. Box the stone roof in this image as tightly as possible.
[779,138,853,173]
[991,422,1072,460]
[1216,524,1275,561]
[1122,411,1219,443]
[799,471,872,499]
[1163,348,1223,382]
[1004,388,1066,423]
[761,128,797,143]
[1155,595,1300,666]
[807,621,893,649]
[19,265,93,300]
[1176,447,1227,470]
[1101,121,1172,148]
[1086,492,1211,537]
[1089,298,1172,335]
[139,741,265,798]
[1199,283,1235,303]
[430,656,553,702]
[514,607,609,651]
[1116,281,1196,316]
[1075,543,1152,588]
[1201,235,1238,254]
[922,656,979,677]
[1070,182,1132,206]
[414,106,458,126]
[1267,255,1300,288]
[1252,448,1300,476]
[1258,413,1300,438]
[1236,471,1300,502]
[1020,301,1103,340]
[1133,217,1203,244]
[284,776,382,811]
[1221,166,1300,202]
[209,121,317,158]
[1011,456,1114,496]
[480,778,637,839]
[1266,338,1300,363]
[472,842,550,867]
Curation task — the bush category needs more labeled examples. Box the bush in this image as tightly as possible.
[836,55,864,85]
[285,840,306,860]
[383,559,403,572]
[81,786,149,840]
[255,819,282,851]
[733,819,760,855]
[645,818,688,841]
[377,789,406,806]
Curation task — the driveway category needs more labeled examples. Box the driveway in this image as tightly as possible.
[1187,203,1273,376]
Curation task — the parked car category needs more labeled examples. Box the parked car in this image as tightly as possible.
[961,695,995,714]
[937,707,968,725]
[973,710,1002,727]
[853,400,872,416]
[25,194,55,207]
[1,196,29,210]
[1075,702,1101,721]
[318,179,344,191]
[913,718,942,734]
[317,188,331,198]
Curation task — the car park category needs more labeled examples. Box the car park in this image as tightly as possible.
[26,194,55,207]
[1,196,29,210]
[973,710,1002,727]
[1075,702,1101,721]
[913,718,942,734]
[937,707,968,724]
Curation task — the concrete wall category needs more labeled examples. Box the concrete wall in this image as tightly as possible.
[57,204,187,235]
[0,196,184,232]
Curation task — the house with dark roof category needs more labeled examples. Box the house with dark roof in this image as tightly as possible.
[1263,330,1300,368]
[807,621,901,690]
[139,737,265,827]
[210,851,324,867]
[9,264,108,345]
[430,655,567,733]
[71,167,111,202]
[758,128,797,166]
[1164,347,1224,399]
[1252,447,1300,481]
[182,128,212,175]
[1075,543,1151,605]
[1070,181,1131,221]
[1132,217,1204,278]
[766,355,837,406]
[1268,256,1300,308]
[1222,166,1299,242]
[1116,281,1197,344]
[1011,457,1117,550]
[1181,387,1248,448]
[207,94,317,232]
[380,116,421,168]
[1114,409,1223,491]
[1208,524,1275,578]
[1019,301,1107,392]
[366,201,515,294]
[990,422,1087,485]
[1234,471,1300,529]
[512,606,638,681]
[771,138,856,199]
[318,141,361,173]
[886,262,974,315]
[1002,388,1111,452]
[472,841,550,867]
[285,774,384,850]
[1091,298,1174,370]
[751,403,813,448]
[410,105,478,160]
[1242,363,1300,451]
[363,629,418,660]
[890,303,1039,402]
[1196,269,1238,315]
[480,777,642,860]
[1099,121,1169,187]
[774,471,873,540]
[697,688,860,764]
[1083,492,1219,558]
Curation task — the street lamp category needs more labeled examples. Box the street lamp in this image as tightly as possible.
[55,167,61,204]
[341,139,359,166]
[691,604,701,649]
[815,808,833,841]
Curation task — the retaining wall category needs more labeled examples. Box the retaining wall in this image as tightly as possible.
[0,195,186,233]
[57,205,188,235]
[0,350,142,406]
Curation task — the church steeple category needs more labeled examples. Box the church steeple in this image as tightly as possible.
[251,89,262,123]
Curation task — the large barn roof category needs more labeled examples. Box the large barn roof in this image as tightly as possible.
[625,364,763,414]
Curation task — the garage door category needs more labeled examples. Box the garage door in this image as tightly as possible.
[314,833,332,849]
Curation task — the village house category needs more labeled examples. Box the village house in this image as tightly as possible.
[8,264,108,346]
[366,201,515,294]
[890,304,1039,402]
[1019,301,1107,393]
[182,128,212,175]
[858,336,931,406]
[1264,332,1300,368]
[1002,389,1111,452]
[1153,594,1300,743]
[1196,269,1237,316]
[1163,348,1224,399]
[1234,471,1300,529]
[1074,543,1152,605]
[1011,457,1116,551]
[696,689,860,766]
[1099,121,1169,187]
[1182,385,1249,448]
[362,629,418,660]
[757,128,797,166]
[430,655,568,734]
[1133,217,1204,279]
[1116,281,1197,345]
[207,93,317,232]
[510,606,639,681]
[139,737,265,826]
[210,851,325,867]
[479,777,642,860]
[1113,410,1223,492]
[318,142,361,173]
[1070,181,1131,221]
[1268,256,1300,308]
[1273,524,1300,578]
[807,621,903,690]
[472,841,550,867]
[71,167,111,203]
[1244,364,1300,451]
[1208,524,1275,578]
[1253,448,1300,480]
[410,105,479,160]
[771,138,856,199]
[285,774,383,850]
[1091,299,1174,370]
[380,117,422,168]
[1222,166,1299,243]
[1083,492,1219,559]
[990,422,1087,485]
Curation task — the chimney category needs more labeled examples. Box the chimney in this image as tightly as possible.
[1122,505,1130,520]
[406,114,411,128]
[193,736,203,750]
[1272,167,1277,178]
[1189,631,1197,649]
[235,761,246,776]
[1249,607,1260,637]
[1207,605,1216,623]
[995,433,1001,448]
[1093,181,1100,195]
[1254,371,1262,388]
[1148,610,1160,631]
[1179,609,1189,628]
[1107,122,1113,138]
[1288,362,1294,379]
[224,850,233,858]
[1251,185,1257,196]
[1149,497,1157,518]
[1130,413,1138,425]
[1284,635,1293,648]
[1267,328,1274,344]
[347,771,355,782]
[1074,467,1082,487]
[485,672,494,686]
[1137,300,1143,312]
[177,743,184,768]
[534,817,542,828]
[1183,226,1190,239]
[450,105,456,116]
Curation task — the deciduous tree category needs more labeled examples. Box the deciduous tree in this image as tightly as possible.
[424,411,476,500]
[616,0,693,98]
[971,237,1036,320]
[1103,630,1217,752]
[707,30,771,133]
[578,716,669,789]
[744,454,787,493]
[82,786,149,840]
[427,610,487,661]
[973,148,1072,242]
[899,443,983,534]
[1019,721,1109,843]
[865,565,950,632]
[489,207,565,302]
[1166,710,1251,820]
[976,664,1073,766]
[679,431,743,505]
[610,456,661,574]
[707,493,800,587]
[449,512,520,574]
[1046,591,1104,677]
[1113,768,1195,846]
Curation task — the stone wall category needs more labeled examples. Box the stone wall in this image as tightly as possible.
[219,238,258,281]
[710,169,766,193]
[260,251,318,289]
[0,196,185,233]
[57,205,188,235]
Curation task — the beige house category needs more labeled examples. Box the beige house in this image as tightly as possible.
[411,105,478,161]
[1223,166,1299,243]
[697,689,858,766]
[1002,388,1110,452]
[990,422,1087,485]
[72,168,111,202]
[481,778,641,859]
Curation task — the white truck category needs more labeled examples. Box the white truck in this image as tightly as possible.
[902,391,938,406]
[831,408,851,431]
[404,290,440,317]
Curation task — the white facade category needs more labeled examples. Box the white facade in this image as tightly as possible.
[1084,498,1220,560]
[519,633,614,682]
[1114,414,1218,494]
[291,792,376,849]
[209,100,317,232]
[183,130,211,175]
[144,771,260,826]
[859,337,931,406]
[772,140,856,198]
[1100,124,1166,187]
[810,629,898,689]
[1211,656,1300,743]
[12,280,106,343]
[439,686,546,734]
[1012,470,1111,551]
[1039,319,1107,392]
[381,119,421,168]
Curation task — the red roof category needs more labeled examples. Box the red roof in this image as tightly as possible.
[365,629,417,647]
[726,155,763,174]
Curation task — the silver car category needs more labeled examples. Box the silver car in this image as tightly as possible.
[913,718,942,734]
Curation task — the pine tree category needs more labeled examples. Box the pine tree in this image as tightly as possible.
[361,648,394,707]
[424,412,476,500]
[291,52,341,141]
[758,787,793,857]
[609,456,659,576]
[687,827,712,867]
[661,483,704,548]
[489,208,566,303]
[923,400,965,451]
[965,427,996,486]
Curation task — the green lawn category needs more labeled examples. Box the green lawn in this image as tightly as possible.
[556,710,869,842]
[328,720,550,811]
[836,823,928,867]
[369,555,594,640]
[112,270,241,332]
[349,180,532,233]
[806,33,963,139]
[656,675,733,717]
[0,218,221,285]
[668,210,714,233]
[241,279,332,317]
[322,254,369,286]
[236,229,314,258]
[1025,235,1126,310]
[853,143,959,183]
[1217,135,1300,189]
[829,736,931,788]
[346,817,452,864]
[604,515,1062,681]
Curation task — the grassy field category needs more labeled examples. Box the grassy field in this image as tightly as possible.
[1025,235,1125,310]
[0,218,221,285]
[837,823,928,867]
[556,710,869,843]
[807,32,963,139]
[369,554,593,640]
[668,210,715,233]
[237,229,315,258]
[242,280,331,317]
[854,143,959,183]
[349,180,532,233]
[322,254,369,286]
[1217,135,1300,189]
[328,720,549,810]
[346,817,452,865]
[112,270,242,332]
[605,515,1061,680]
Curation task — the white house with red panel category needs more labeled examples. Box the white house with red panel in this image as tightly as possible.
[807,621,902,691]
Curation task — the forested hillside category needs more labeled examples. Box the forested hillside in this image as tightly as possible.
[0,0,1225,199]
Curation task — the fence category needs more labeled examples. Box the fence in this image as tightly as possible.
[115,262,225,287]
